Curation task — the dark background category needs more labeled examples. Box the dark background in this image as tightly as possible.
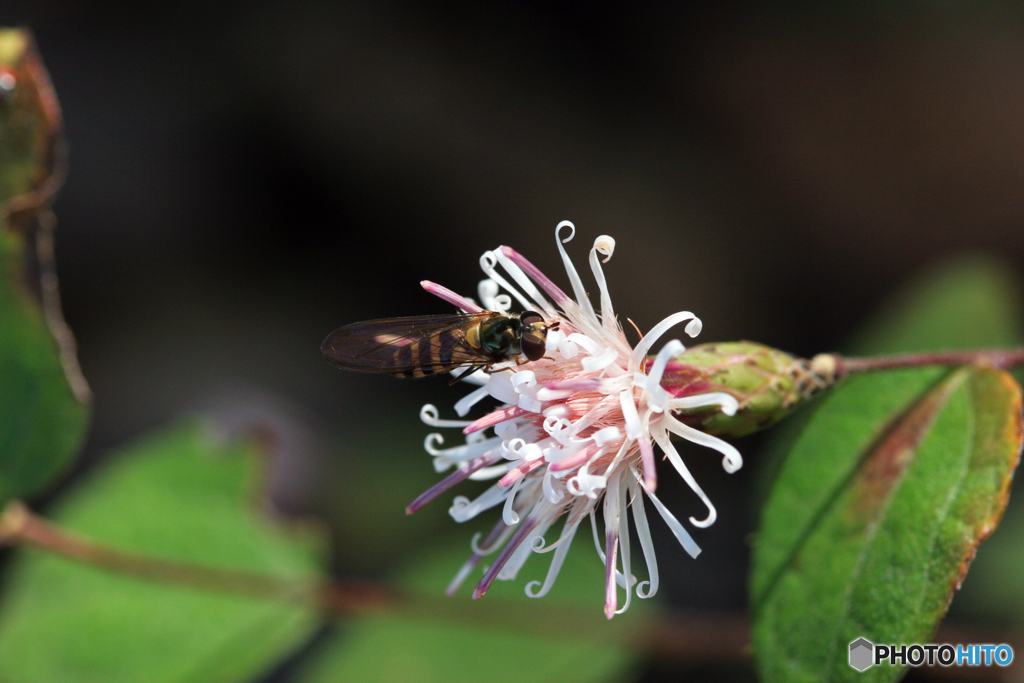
[6,2,1024,680]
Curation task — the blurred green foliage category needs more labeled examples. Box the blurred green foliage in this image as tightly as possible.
[0,423,326,683]
[294,539,653,683]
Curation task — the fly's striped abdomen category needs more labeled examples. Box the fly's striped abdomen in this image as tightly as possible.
[322,311,549,378]
[391,323,482,377]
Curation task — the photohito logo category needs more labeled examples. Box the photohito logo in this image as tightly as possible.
[849,638,1013,670]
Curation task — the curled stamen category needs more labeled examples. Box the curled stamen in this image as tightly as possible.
[646,340,686,412]
[632,466,701,559]
[631,312,700,369]
[668,392,739,416]
[589,235,616,331]
[480,251,537,312]
[420,404,471,428]
[652,428,717,527]
[555,221,596,319]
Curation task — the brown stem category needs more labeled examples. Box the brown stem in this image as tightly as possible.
[0,501,395,615]
[836,348,1024,378]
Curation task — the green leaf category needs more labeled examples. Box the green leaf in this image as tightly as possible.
[753,366,1021,682]
[751,257,1024,683]
[0,29,88,503]
[0,423,327,683]
[0,230,88,502]
[292,537,653,683]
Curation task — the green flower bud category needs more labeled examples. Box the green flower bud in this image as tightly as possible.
[660,342,838,437]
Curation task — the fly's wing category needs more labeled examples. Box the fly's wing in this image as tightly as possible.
[321,313,493,377]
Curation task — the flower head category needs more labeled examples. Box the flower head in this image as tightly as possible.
[407,221,748,619]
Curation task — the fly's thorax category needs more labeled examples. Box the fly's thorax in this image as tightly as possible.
[478,314,522,360]
[660,341,838,437]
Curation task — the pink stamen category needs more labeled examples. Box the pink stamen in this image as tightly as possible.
[639,438,657,492]
[463,406,528,435]
[473,516,540,599]
[498,246,570,304]
[421,280,484,313]
[406,451,501,514]
[544,378,602,391]
[548,442,600,473]
[497,457,545,487]
[604,530,619,620]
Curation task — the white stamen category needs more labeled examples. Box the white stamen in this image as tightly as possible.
[470,526,514,555]
[542,470,564,503]
[668,392,739,416]
[469,464,513,480]
[494,247,555,315]
[582,346,619,372]
[450,482,514,522]
[491,294,512,312]
[588,498,636,592]
[614,475,633,614]
[633,467,701,559]
[557,336,580,359]
[645,340,686,413]
[619,389,642,439]
[477,279,501,311]
[631,311,700,369]
[502,477,525,525]
[545,327,566,352]
[555,221,596,320]
[456,368,490,386]
[592,426,622,446]
[652,428,717,527]
[420,404,471,428]
[629,476,659,598]
[567,332,602,355]
[568,461,607,499]
[486,373,519,405]
[480,251,535,313]
[424,433,499,460]
[589,235,617,331]
[665,413,744,473]
[454,386,490,417]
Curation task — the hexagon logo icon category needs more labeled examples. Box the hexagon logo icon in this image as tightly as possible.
[849,638,874,671]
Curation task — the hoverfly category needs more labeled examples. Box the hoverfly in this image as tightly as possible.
[321,311,557,378]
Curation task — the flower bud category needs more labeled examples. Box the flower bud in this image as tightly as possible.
[661,342,838,437]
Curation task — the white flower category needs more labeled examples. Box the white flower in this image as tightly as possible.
[407,221,741,618]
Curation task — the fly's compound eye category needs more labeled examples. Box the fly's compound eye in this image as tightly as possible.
[520,312,544,326]
[520,331,547,361]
